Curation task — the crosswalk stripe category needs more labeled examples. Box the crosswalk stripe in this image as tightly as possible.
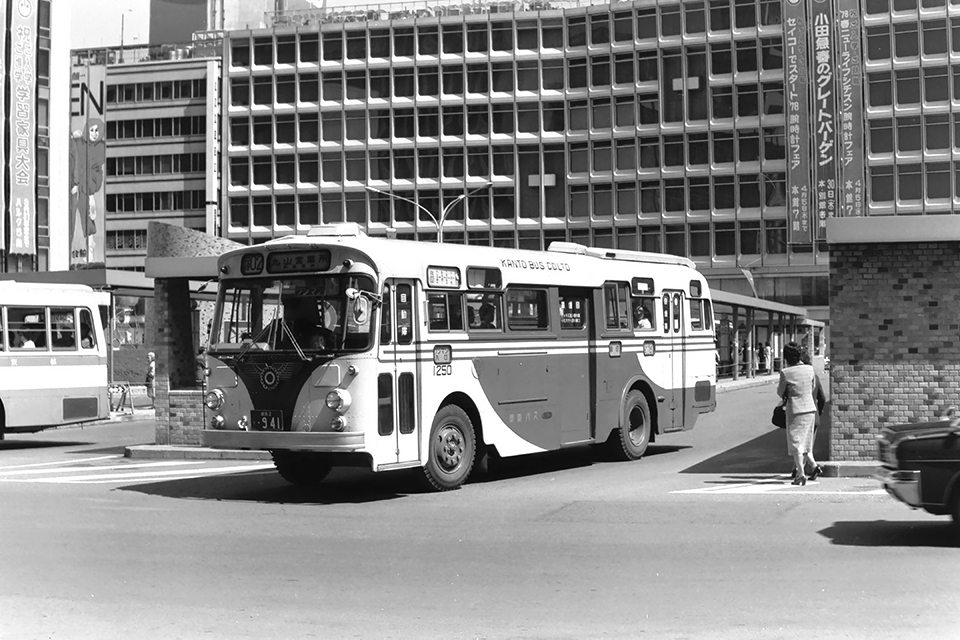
[0,462,276,484]
[0,460,205,476]
[0,455,121,471]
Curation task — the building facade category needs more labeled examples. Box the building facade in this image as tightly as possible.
[220,0,834,316]
[72,44,222,271]
[1,0,71,272]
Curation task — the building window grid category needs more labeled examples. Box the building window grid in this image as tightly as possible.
[222,19,823,252]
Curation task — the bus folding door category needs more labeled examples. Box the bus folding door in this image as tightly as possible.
[376,280,420,467]
[661,290,686,432]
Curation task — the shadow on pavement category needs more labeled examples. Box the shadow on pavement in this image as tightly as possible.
[118,442,690,504]
[681,429,789,475]
[819,520,957,548]
[0,439,93,451]
[120,466,417,505]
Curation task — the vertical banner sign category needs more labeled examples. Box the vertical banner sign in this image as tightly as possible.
[810,0,838,241]
[0,3,6,252]
[10,0,38,256]
[69,64,107,267]
[835,0,864,218]
[783,0,811,244]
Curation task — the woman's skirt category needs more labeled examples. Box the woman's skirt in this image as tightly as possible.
[786,411,816,456]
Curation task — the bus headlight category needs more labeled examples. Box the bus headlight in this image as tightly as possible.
[325,389,352,414]
[204,389,225,410]
[210,415,225,430]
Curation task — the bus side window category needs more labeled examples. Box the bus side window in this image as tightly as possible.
[51,308,77,350]
[467,294,502,331]
[79,308,96,349]
[604,283,630,330]
[427,293,464,332]
[632,298,656,331]
[689,299,704,331]
[9,307,46,350]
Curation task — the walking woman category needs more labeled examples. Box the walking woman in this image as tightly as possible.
[777,342,823,485]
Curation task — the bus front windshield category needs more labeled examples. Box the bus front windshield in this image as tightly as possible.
[210,274,377,355]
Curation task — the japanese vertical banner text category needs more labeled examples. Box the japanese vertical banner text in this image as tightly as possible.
[810,0,838,242]
[783,0,811,244]
[10,0,38,256]
[835,0,865,218]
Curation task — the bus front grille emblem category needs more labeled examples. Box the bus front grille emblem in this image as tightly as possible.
[259,365,280,390]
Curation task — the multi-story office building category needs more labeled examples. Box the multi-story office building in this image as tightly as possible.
[1,0,71,272]
[72,42,222,270]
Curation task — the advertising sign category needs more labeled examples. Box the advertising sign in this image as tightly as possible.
[810,0,838,242]
[783,0,812,244]
[0,4,6,252]
[10,0,38,256]
[836,0,865,218]
[69,64,107,267]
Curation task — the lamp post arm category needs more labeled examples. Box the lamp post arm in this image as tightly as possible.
[363,185,438,225]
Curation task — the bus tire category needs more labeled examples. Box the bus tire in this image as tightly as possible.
[271,451,332,487]
[611,390,651,461]
[423,405,475,491]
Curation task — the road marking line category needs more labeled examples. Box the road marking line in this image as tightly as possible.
[0,460,206,476]
[0,455,121,470]
[0,463,276,484]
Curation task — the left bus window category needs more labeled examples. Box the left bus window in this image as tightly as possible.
[8,307,46,349]
[466,294,502,331]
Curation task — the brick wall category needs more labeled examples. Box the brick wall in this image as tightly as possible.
[155,390,205,445]
[829,242,960,460]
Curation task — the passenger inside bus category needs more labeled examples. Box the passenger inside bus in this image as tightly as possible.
[634,301,654,330]
[479,303,497,329]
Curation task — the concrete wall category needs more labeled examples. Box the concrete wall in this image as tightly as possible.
[829,239,960,461]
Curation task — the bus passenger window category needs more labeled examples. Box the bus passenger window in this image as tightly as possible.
[506,289,548,331]
[559,293,587,330]
[51,308,77,350]
[604,283,630,330]
[632,298,655,331]
[466,294,502,331]
[690,299,704,331]
[79,309,96,349]
[9,307,46,350]
[427,293,464,332]
[380,287,392,344]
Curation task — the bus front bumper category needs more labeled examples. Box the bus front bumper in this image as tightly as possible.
[201,429,365,452]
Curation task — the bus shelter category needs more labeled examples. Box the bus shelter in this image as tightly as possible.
[711,290,823,381]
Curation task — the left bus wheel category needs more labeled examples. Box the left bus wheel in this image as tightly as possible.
[271,451,332,487]
[612,390,651,462]
[423,405,476,491]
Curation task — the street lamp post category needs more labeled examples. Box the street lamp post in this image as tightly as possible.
[364,184,491,243]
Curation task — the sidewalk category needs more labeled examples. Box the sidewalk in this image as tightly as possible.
[122,374,877,477]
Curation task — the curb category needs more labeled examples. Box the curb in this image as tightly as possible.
[125,444,271,461]
[820,461,878,478]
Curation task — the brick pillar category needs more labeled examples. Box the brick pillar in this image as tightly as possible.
[149,277,196,445]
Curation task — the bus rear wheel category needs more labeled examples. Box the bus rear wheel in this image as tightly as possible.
[423,405,475,491]
[271,451,332,487]
[611,390,651,461]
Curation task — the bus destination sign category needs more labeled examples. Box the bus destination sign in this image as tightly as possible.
[240,254,265,275]
[266,250,332,274]
[427,266,461,289]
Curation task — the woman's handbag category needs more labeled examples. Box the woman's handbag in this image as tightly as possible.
[772,400,787,428]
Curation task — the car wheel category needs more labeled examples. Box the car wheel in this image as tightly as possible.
[951,488,960,546]
[610,390,651,461]
[271,451,332,487]
[423,405,475,491]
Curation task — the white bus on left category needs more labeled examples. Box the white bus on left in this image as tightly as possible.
[0,282,109,440]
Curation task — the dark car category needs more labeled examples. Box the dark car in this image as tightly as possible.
[877,407,960,540]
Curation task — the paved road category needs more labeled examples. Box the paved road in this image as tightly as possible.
[1,384,958,640]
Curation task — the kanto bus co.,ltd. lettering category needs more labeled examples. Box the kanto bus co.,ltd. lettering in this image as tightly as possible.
[500,259,571,272]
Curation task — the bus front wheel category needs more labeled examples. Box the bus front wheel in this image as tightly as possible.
[271,451,332,487]
[423,405,476,491]
[612,390,651,461]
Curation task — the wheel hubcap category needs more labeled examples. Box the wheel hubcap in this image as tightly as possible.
[628,406,646,446]
[435,425,465,472]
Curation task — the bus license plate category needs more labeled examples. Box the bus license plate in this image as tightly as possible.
[251,410,284,431]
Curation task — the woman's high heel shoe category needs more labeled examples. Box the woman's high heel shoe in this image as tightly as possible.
[791,475,806,486]
[809,465,823,481]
